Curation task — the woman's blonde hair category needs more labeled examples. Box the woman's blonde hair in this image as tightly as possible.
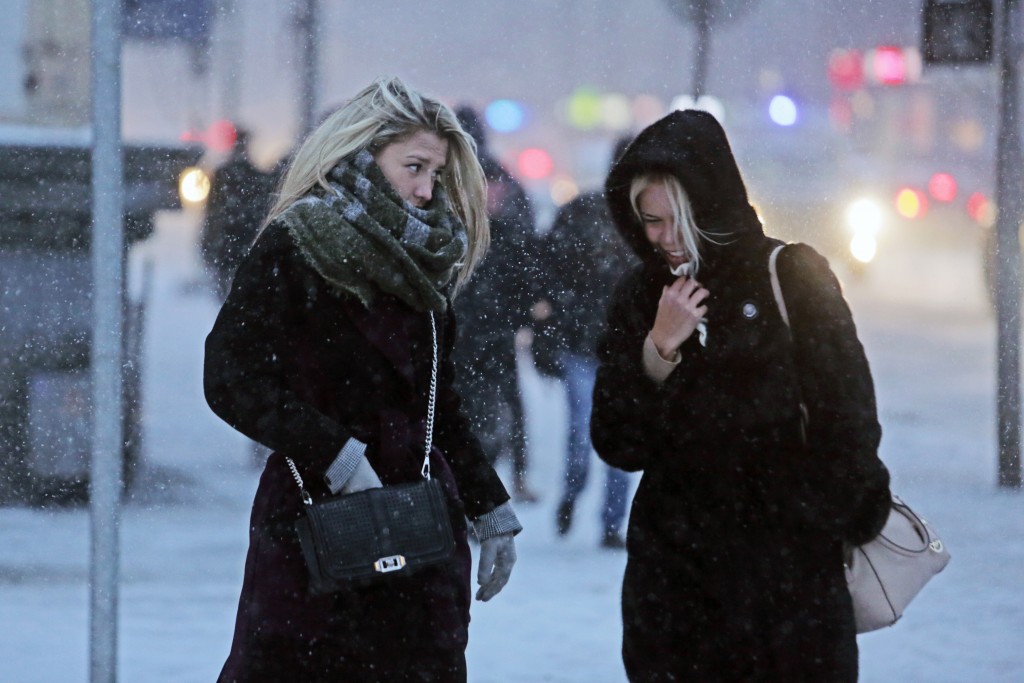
[264,76,489,293]
[629,173,709,274]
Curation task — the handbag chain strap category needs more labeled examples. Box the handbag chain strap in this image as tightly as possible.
[284,312,439,501]
[286,456,314,505]
[421,312,438,480]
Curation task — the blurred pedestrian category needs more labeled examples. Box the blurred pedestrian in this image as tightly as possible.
[200,128,275,300]
[451,104,542,503]
[592,110,891,681]
[537,136,637,549]
[205,76,521,682]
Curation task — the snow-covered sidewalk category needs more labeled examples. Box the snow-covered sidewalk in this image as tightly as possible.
[1,211,1021,682]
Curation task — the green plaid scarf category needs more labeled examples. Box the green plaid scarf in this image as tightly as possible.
[279,150,468,312]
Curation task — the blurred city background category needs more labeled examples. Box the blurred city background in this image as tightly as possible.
[2,1,1021,681]
[1,0,997,240]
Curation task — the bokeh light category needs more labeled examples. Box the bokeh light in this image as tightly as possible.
[600,93,632,131]
[567,88,603,130]
[869,46,907,86]
[768,95,798,126]
[928,173,957,203]
[846,197,884,233]
[550,175,579,206]
[968,192,995,227]
[827,49,864,91]
[179,167,211,204]
[632,94,665,128]
[895,187,927,219]
[850,233,877,263]
[517,148,554,180]
[485,99,526,133]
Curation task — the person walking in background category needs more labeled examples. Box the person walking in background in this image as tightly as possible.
[205,77,521,682]
[199,127,275,300]
[451,104,542,503]
[536,136,637,549]
[591,110,891,680]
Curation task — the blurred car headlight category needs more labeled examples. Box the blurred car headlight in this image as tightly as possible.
[849,232,877,263]
[179,167,211,205]
[845,197,883,235]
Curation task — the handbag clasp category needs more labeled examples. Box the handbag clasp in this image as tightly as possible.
[374,555,408,573]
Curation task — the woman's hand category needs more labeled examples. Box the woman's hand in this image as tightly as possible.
[650,276,709,359]
[475,533,516,601]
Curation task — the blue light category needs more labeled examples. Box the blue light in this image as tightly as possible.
[768,95,798,126]
[485,99,526,133]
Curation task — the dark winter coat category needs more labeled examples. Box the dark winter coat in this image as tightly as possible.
[205,222,510,681]
[592,110,891,682]
[538,189,637,359]
[452,156,540,374]
[200,152,275,295]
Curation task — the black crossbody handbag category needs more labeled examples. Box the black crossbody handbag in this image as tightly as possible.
[286,313,455,595]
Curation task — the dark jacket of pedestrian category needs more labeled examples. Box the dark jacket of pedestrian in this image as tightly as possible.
[541,188,637,359]
[205,77,520,683]
[452,117,539,372]
[450,106,541,498]
[591,109,891,681]
[200,131,275,299]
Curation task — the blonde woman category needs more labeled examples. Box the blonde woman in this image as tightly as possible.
[205,77,520,682]
[592,110,890,681]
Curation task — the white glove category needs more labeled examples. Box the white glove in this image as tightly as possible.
[476,533,516,602]
[340,455,383,494]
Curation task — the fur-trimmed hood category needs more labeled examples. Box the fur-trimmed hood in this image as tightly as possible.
[604,109,763,270]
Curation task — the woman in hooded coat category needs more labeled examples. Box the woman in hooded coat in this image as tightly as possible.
[591,110,891,681]
[205,77,521,682]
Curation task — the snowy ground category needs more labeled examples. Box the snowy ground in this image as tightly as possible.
[1,210,1022,682]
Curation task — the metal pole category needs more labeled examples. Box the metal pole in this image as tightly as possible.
[295,0,319,136]
[90,0,124,679]
[692,0,712,100]
[219,0,242,121]
[996,0,1023,489]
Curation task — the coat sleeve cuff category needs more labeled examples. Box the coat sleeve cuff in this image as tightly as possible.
[642,333,680,383]
[472,502,523,541]
[323,438,368,494]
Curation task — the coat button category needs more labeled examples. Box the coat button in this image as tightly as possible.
[742,301,758,319]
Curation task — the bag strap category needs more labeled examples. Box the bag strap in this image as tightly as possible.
[285,312,440,500]
[768,244,809,441]
[769,244,789,328]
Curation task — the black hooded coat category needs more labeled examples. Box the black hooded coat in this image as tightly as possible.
[592,110,891,682]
